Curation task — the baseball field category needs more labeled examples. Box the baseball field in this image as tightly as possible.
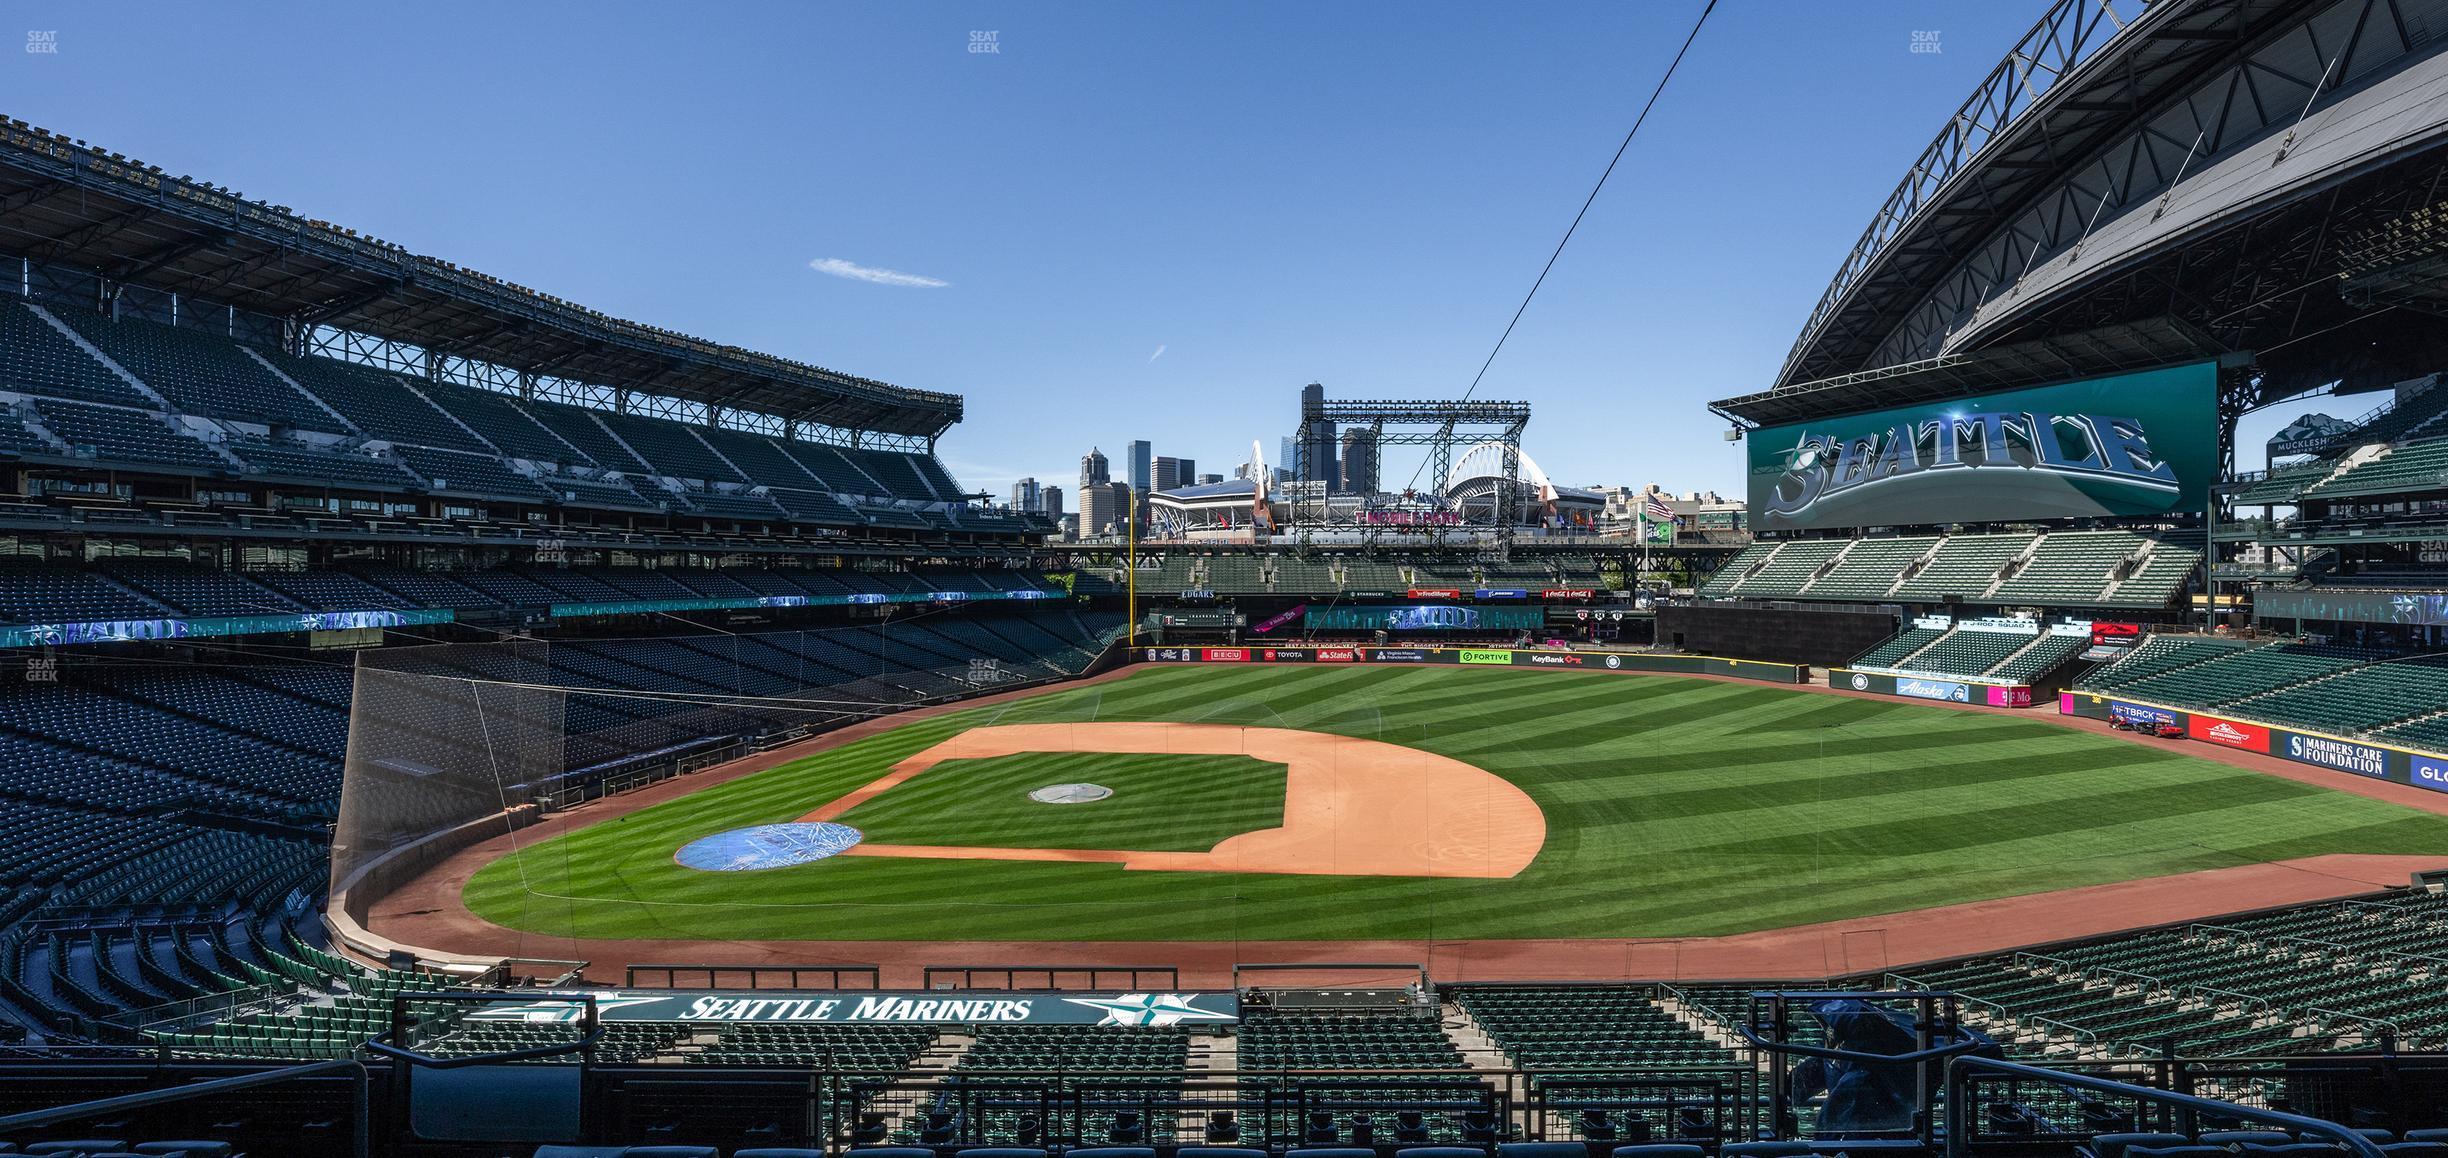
[460,664,2448,944]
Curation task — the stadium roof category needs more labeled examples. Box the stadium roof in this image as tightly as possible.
[1714,318,2240,427]
[0,119,961,438]
[1771,0,2448,409]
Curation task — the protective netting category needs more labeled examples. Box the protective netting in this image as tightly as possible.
[327,618,1075,951]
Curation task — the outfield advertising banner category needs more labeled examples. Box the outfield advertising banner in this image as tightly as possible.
[2255,588,2448,628]
[464,990,1239,1026]
[2282,732,2391,780]
[1831,669,2039,708]
[1303,605,1546,632]
[1138,646,1803,683]
[2188,716,2270,752]
[1896,676,1972,703]
[1746,362,2218,532]
[2065,693,2448,791]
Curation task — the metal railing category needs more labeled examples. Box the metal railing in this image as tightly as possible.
[0,1056,370,1158]
[1942,1053,2388,1158]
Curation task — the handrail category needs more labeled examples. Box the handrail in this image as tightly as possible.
[361,989,607,1069]
[0,1057,368,1158]
[1943,1053,2387,1158]
[1730,1020,1991,1068]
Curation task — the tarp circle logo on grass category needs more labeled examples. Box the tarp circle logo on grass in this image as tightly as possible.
[675,822,863,871]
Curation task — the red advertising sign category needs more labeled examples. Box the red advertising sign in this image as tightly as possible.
[2187,715,2270,752]
[2089,622,2143,648]
[1199,648,1248,662]
[1314,648,1358,663]
[1541,588,1595,599]
[1407,589,1461,600]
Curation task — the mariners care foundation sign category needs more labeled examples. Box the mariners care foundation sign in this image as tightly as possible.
[466,990,1239,1026]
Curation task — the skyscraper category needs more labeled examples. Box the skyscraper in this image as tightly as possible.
[1078,484,1114,539]
[1338,428,1379,495]
[1298,382,1336,491]
[1080,447,1109,494]
[1152,455,1186,492]
[1040,484,1064,519]
[1009,477,1041,512]
[1127,440,1153,496]
[1177,457,1196,486]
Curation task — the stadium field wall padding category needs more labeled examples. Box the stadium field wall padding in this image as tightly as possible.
[2061,692,2448,791]
[1655,601,1901,667]
[1830,668,2035,708]
[1135,645,1806,683]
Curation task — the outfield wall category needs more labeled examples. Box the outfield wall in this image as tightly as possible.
[1135,645,1806,683]
[2060,691,2448,791]
[1827,668,2037,708]
[1654,601,1900,667]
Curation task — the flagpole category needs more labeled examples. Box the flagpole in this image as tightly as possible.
[1126,488,1139,650]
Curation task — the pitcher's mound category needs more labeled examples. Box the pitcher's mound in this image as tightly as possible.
[1029,783,1114,804]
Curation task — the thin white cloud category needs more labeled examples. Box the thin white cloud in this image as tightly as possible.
[807,257,948,288]
[1148,344,1167,363]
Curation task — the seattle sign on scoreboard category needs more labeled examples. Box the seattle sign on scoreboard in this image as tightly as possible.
[1746,363,2217,532]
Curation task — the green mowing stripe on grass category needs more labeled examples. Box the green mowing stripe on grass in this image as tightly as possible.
[461,665,2448,943]
[833,752,1288,852]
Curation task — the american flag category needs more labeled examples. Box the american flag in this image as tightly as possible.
[1641,492,1674,522]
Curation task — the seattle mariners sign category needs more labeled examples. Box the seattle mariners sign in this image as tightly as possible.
[465,990,1239,1026]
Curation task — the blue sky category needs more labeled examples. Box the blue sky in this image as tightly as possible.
[9,1,2283,501]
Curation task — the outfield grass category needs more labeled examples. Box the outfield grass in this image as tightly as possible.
[463,665,2448,942]
[833,752,1287,852]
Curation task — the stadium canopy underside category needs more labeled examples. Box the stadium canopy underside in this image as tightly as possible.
[0,122,960,438]
[1732,0,2448,430]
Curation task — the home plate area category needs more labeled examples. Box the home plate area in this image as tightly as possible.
[790,721,1548,879]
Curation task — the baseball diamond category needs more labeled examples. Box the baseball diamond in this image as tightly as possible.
[445,664,2448,947]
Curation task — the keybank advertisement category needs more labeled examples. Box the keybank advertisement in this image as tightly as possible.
[1746,363,2217,531]
[462,990,1238,1026]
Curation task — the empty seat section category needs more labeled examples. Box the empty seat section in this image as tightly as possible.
[0,302,148,404]
[522,401,655,473]
[1730,539,1844,597]
[1988,531,2143,604]
[393,446,555,500]
[593,410,746,483]
[46,308,337,430]
[223,440,420,489]
[1802,536,1935,599]
[30,399,226,470]
[1891,533,2034,601]
[422,383,587,463]
[260,350,491,451]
